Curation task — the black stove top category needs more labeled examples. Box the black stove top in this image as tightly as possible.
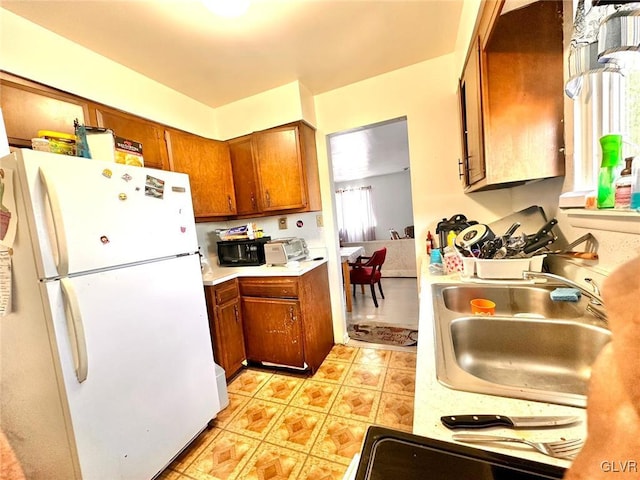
[355,426,566,480]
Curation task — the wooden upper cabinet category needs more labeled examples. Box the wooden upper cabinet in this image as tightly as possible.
[95,108,168,170]
[458,0,565,192]
[459,36,485,187]
[166,129,237,218]
[254,124,307,211]
[227,121,322,216]
[0,73,89,148]
[229,135,261,216]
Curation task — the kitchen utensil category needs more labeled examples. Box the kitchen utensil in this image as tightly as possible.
[441,415,581,430]
[470,298,496,315]
[436,214,477,252]
[452,434,583,460]
[547,233,599,260]
[455,224,495,250]
[524,218,558,249]
[523,233,556,255]
[555,251,599,260]
[486,206,548,242]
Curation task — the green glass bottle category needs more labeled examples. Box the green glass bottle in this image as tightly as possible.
[597,134,623,209]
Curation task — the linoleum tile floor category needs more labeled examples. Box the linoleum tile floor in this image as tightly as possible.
[158,345,416,480]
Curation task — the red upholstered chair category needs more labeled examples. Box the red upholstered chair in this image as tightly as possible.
[348,247,387,308]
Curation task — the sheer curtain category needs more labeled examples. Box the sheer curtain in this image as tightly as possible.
[335,186,376,242]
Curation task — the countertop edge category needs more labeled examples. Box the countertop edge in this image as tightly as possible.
[202,259,328,286]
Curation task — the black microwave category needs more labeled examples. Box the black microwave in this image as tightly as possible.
[217,237,271,267]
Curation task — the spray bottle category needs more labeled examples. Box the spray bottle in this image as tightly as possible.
[597,134,623,209]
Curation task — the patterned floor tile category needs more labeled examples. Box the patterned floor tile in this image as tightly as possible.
[225,398,286,440]
[239,443,307,480]
[227,369,273,397]
[388,350,417,371]
[310,360,349,384]
[297,456,348,480]
[382,368,415,396]
[324,345,359,364]
[376,392,414,432]
[158,346,416,480]
[289,380,340,413]
[211,393,252,429]
[155,467,183,480]
[310,415,371,465]
[264,406,326,452]
[343,363,386,390]
[353,348,391,367]
[255,374,305,405]
[331,386,381,423]
[184,430,261,480]
[167,427,221,472]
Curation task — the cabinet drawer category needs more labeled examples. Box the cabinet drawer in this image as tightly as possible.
[214,279,239,304]
[239,278,299,298]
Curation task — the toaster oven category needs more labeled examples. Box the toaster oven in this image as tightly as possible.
[264,238,309,265]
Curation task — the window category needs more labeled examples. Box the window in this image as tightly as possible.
[335,186,377,243]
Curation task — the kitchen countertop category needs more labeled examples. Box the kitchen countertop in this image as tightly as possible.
[413,260,589,470]
[201,258,328,286]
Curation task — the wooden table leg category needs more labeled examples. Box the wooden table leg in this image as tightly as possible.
[342,260,353,312]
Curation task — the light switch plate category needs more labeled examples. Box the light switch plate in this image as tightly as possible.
[316,214,323,227]
[278,217,288,229]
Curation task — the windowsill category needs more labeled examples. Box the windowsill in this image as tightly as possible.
[563,208,640,234]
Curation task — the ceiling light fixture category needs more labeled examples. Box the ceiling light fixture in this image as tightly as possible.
[202,0,251,18]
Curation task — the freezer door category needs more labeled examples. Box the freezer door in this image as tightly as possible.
[45,254,220,480]
[18,149,198,278]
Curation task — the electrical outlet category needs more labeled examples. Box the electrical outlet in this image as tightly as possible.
[278,217,288,230]
[316,214,323,227]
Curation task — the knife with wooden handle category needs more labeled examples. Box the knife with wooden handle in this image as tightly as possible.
[441,414,581,430]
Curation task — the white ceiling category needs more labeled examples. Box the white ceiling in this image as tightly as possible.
[1,0,463,182]
[330,117,410,182]
[1,0,464,108]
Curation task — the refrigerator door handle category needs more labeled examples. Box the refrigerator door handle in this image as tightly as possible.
[39,168,69,276]
[60,278,88,383]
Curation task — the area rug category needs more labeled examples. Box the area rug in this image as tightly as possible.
[347,322,418,346]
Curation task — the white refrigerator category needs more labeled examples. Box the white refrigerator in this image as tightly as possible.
[0,149,221,479]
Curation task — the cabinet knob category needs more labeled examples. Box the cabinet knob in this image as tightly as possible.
[227,195,233,212]
[289,306,296,323]
[265,190,271,207]
[234,305,239,322]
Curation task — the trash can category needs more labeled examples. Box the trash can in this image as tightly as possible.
[214,363,229,410]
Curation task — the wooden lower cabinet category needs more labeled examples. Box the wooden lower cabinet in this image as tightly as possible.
[239,263,333,373]
[204,279,246,380]
[242,297,304,368]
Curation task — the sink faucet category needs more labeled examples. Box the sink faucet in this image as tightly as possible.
[522,271,607,322]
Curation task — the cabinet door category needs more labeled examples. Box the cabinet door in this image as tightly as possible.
[1,76,88,148]
[229,135,261,215]
[96,108,168,170]
[205,283,246,380]
[215,300,246,379]
[459,36,485,187]
[241,297,304,368]
[166,130,237,218]
[253,125,307,211]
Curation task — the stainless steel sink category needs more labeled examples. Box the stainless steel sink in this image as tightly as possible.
[432,283,611,407]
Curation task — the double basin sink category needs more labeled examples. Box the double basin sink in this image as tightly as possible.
[432,283,611,407]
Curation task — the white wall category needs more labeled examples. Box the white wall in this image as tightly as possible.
[336,170,414,241]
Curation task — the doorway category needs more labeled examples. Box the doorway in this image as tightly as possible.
[327,116,419,348]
